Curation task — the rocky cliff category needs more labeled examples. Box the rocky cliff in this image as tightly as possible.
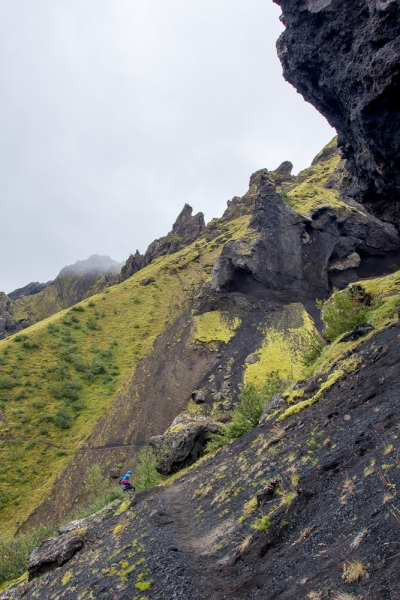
[274,0,400,226]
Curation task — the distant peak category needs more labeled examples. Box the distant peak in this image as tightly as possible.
[58,255,121,277]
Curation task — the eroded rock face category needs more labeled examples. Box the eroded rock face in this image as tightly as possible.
[274,0,400,225]
[0,292,21,339]
[8,282,50,301]
[149,415,222,475]
[210,170,400,300]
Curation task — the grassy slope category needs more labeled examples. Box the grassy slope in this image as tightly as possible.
[0,216,251,535]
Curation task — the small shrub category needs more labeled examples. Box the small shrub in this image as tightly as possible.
[71,305,85,312]
[251,515,271,532]
[0,376,19,390]
[128,447,164,492]
[36,412,54,424]
[317,287,368,342]
[54,409,73,429]
[302,333,326,367]
[74,464,124,519]
[86,317,101,331]
[88,300,96,307]
[32,399,46,409]
[49,379,82,401]
[207,373,285,452]
[20,412,31,424]
[21,339,40,350]
[0,488,11,511]
[13,334,29,343]
[47,323,60,335]
[342,560,368,583]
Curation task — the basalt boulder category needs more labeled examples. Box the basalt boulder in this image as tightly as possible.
[149,415,222,475]
[274,0,400,226]
[28,531,85,580]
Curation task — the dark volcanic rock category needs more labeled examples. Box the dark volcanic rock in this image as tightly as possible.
[28,531,85,579]
[210,170,400,301]
[339,322,375,343]
[118,250,144,283]
[274,0,400,226]
[149,415,222,475]
[273,161,293,177]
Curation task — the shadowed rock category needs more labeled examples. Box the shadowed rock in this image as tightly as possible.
[8,282,50,301]
[274,0,400,226]
[339,322,375,343]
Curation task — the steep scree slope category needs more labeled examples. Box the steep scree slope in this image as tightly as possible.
[4,317,400,599]
[274,0,400,226]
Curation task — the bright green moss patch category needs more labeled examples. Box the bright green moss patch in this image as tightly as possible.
[280,137,359,216]
[193,311,241,344]
[244,304,319,387]
[62,571,74,586]
[277,358,358,422]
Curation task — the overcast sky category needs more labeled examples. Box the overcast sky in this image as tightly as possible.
[0,0,335,293]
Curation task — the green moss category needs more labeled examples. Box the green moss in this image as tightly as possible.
[114,499,131,516]
[193,311,241,344]
[244,304,319,388]
[62,571,74,586]
[280,137,360,216]
[277,358,358,422]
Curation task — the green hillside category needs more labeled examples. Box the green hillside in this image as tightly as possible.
[0,215,250,535]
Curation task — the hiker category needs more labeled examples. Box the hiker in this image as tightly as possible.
[119,470,135,493]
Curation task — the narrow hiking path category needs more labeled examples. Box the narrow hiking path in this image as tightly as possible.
[150,481,234,600]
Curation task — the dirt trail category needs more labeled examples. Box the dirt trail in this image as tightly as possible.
[158,482,230,600]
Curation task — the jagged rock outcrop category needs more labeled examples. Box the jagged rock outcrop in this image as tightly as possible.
[117,205,206,284]
[149,415,222,475]
[117,250,144,283]
[211,169,400,300]
[274,0,400,226]
[143,204,205,266]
